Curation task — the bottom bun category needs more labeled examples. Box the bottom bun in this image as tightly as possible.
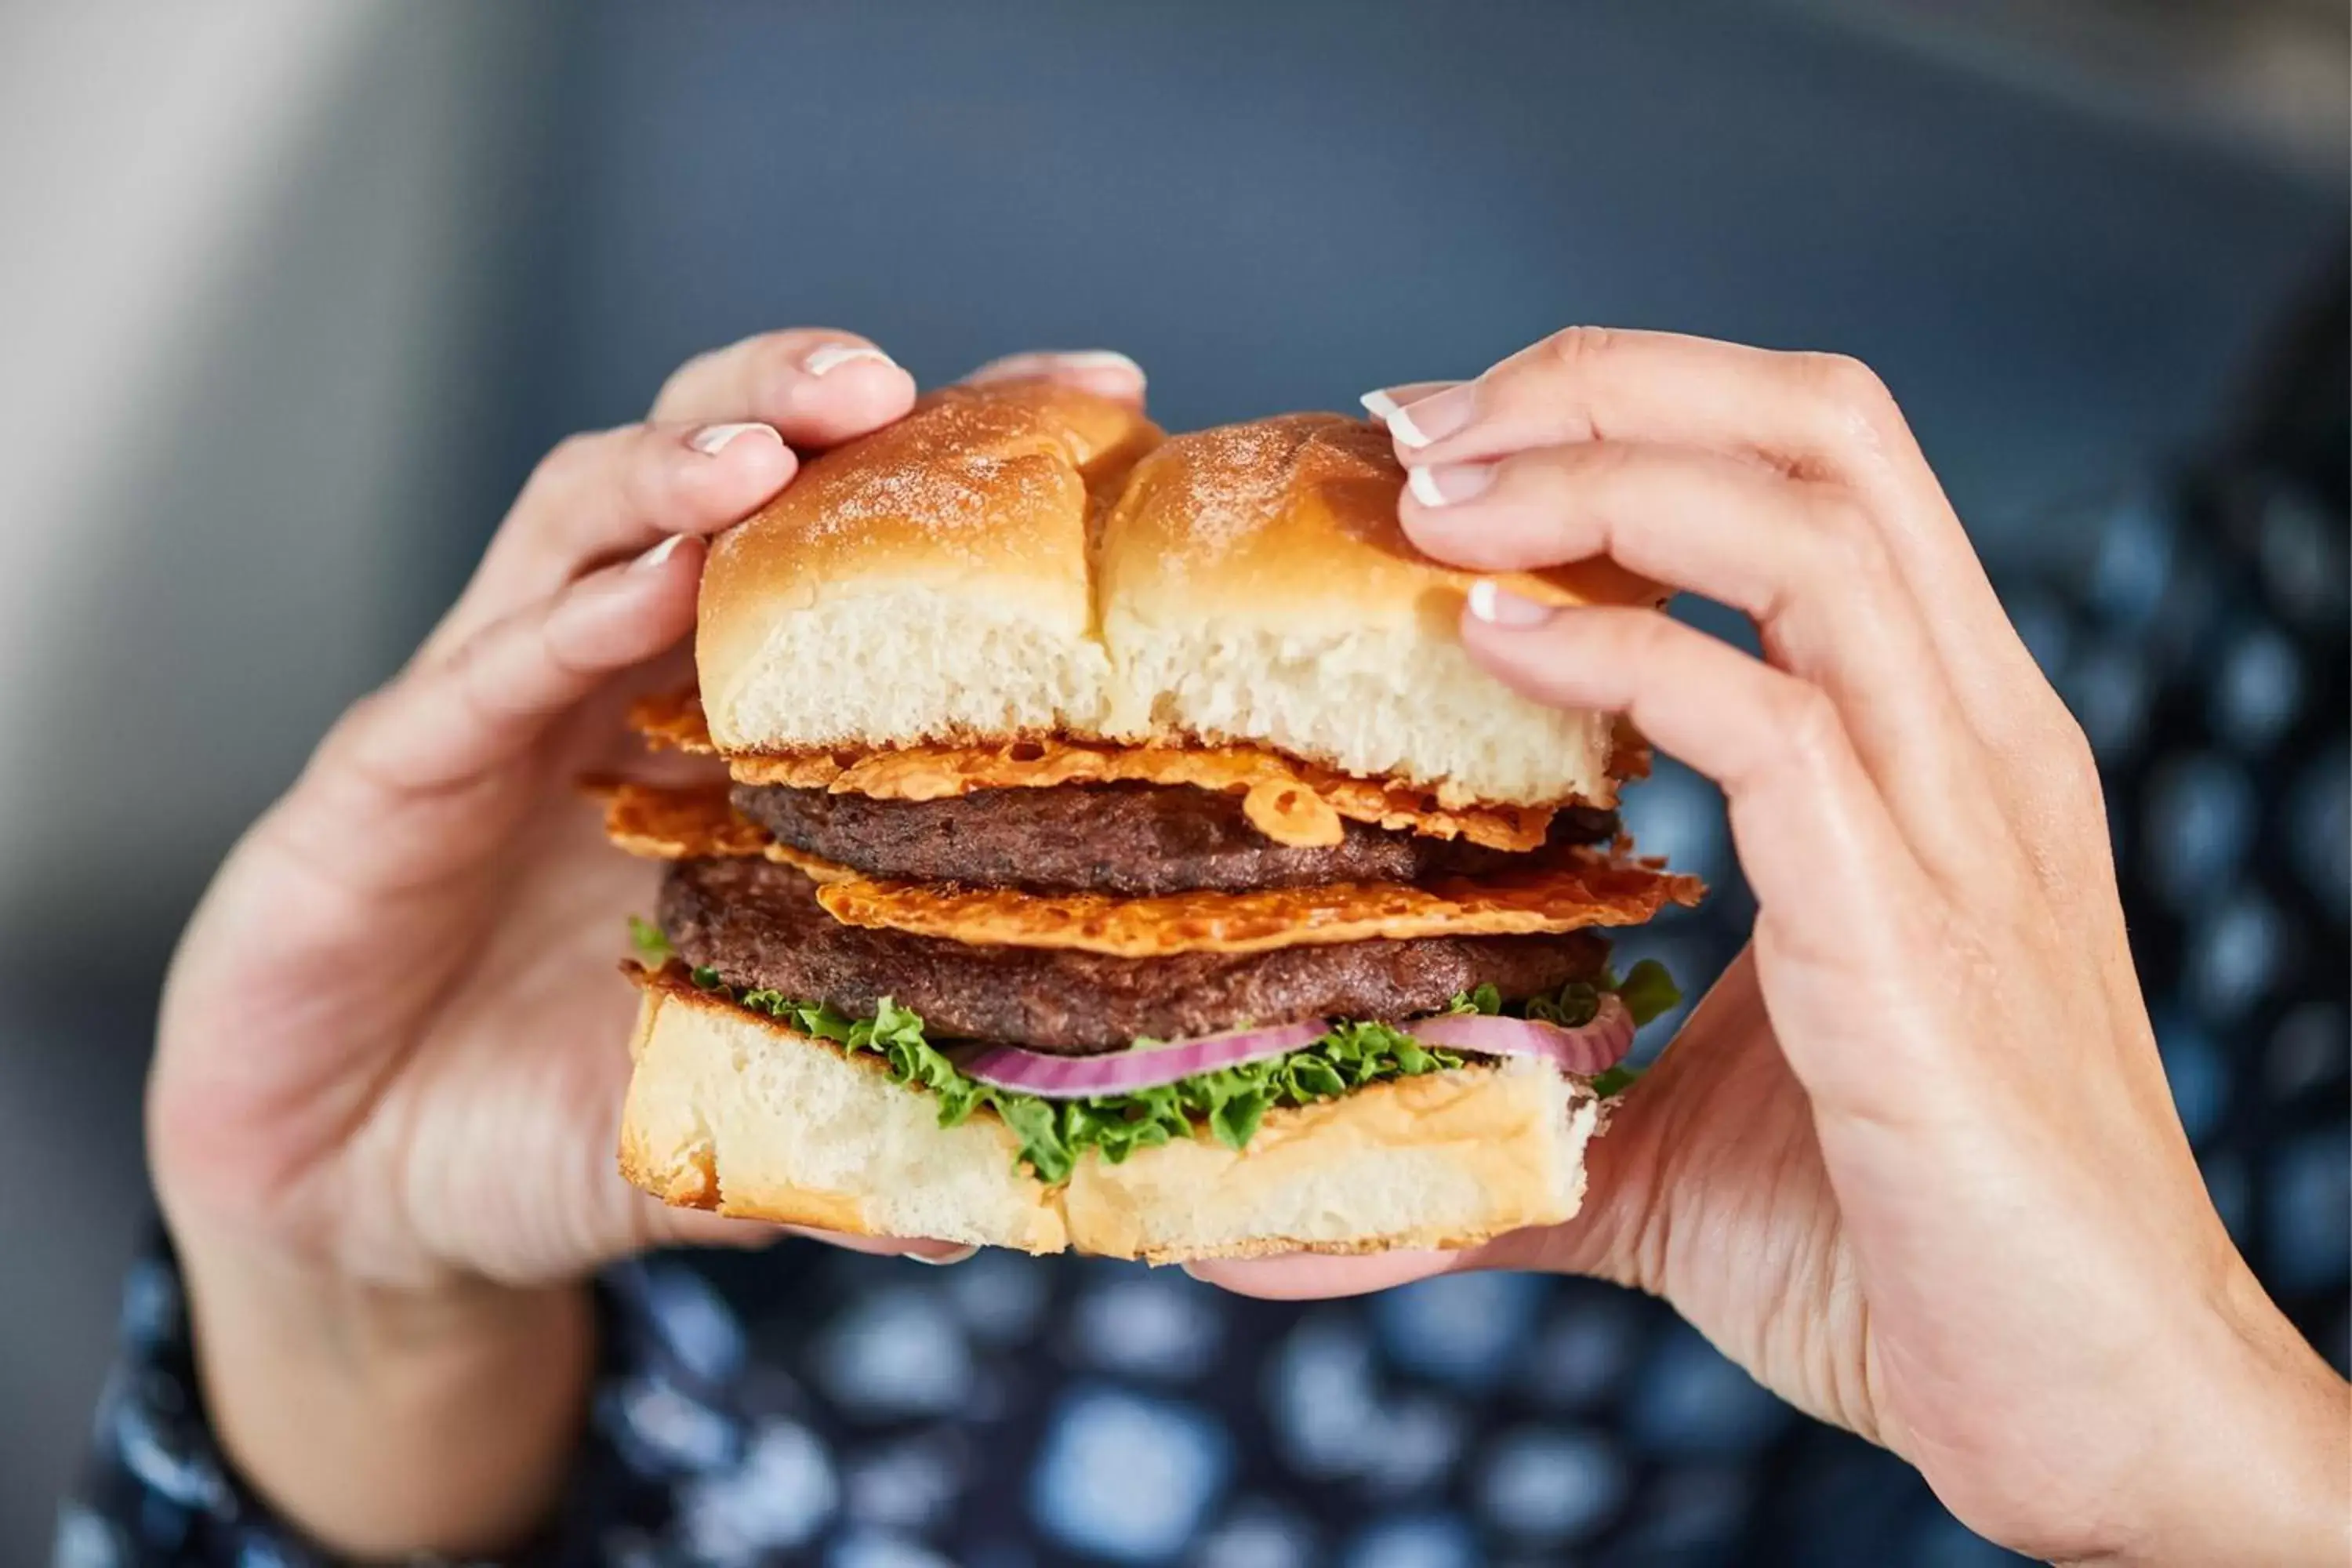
[619,979,1602,1263]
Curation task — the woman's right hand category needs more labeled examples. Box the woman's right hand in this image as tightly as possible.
[145,332,1147,1559]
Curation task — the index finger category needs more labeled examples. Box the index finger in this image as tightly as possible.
[1368,329,1911,485]
[1186,1249,1466,1299]
[652,328,920,444]
[1363,328,2052,760]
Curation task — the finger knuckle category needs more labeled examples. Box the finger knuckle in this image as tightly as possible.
[528,429,612,493]
[1540,324,1622,376]
[307,682,412,798]
[314,690,383,766]
[1563,443,1661,532]
[1507,440,1609,512]
[1769,678,1848,777]
[1989,687,2103,795]
[1807,492,1896,586]
[656,348,723,407]
[2040,706,2105,802]
[1792,354,1906,453]
[1614,612,1699,690]
[1602,605,1676,663]
[749,333,803,380]
[1796,351,1895,416]
[1560,437,1642,485]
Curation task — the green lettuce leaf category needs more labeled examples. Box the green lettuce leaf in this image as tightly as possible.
[1577,960,1682,1097]
[627,916,675,964]
[1523,979,1602,1028]
[1587,1063,1642,1098]
[1446,982,1504,1016]
[1613,957,1682,1027]
[686,960,1680,1182]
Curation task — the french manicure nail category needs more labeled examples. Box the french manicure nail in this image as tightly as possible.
[631,534,687,573]
[688,421,779,456]
[908,1244,978,1266]
[1359,389,1403,423]
[803,343,898,377]
[1044,349,1146,379]
[971,349,1147,386]
[1468,579,1555,627]
[1407,463,1494,508]
[1385,383,1477,448]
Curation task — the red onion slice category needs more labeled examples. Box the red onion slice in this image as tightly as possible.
[953,1019,1330,1100]
[1405,995,1635,1076]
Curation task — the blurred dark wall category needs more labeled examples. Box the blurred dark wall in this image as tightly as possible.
[2,2,2342,1559]
[504,2,2338,578]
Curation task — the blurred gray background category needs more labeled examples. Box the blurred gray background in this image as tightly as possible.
[2,1,2343,1556]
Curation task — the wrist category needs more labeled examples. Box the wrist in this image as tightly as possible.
[176,1225,597,1559]
[2196,1290,2351,1568]
[2089,1273,2349,1568]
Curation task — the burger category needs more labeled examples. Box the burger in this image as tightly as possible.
[601,378,1700,1261]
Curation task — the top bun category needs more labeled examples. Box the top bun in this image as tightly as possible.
[698,381,1661,807]
[698,379,1160,759]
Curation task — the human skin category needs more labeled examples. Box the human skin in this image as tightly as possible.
[143,332,1146,1558]
[1190,328,2350,1567]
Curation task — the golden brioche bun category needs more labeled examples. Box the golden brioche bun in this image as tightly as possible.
[696,382,1661,807]
[619,975,1601,1263]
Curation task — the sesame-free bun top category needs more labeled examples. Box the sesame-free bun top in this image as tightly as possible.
[1098,414,1658,807]
[698,382,1661,807]
[697,378,1160,758]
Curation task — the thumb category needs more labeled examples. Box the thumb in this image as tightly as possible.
[646,1203,980,1265]
[1186,962,1773,1301]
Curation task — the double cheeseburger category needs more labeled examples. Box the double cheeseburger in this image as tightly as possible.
[604,378,1700,1261]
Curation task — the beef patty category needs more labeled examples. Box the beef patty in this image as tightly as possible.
[730,781,1617,896]
[661,857,1607,1054]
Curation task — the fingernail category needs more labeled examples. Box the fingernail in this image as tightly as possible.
[631,534,687,574]
[688,421,780,456]
[1406,463,1495,508]
[1381,383,1477,449]
[803,343,898,377]
[1044,349,1145,381]
[1359,389,1402,423]
[1468,579,1555,627]
[971,350,1147,387]
[908,1244,978,1266]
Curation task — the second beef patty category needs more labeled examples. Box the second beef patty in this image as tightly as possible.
[661,856,1609,1053]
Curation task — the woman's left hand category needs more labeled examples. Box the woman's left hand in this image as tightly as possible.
[1195,328,2348,1568]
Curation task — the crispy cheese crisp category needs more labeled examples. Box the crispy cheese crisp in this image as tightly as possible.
[630,689,721,757]
[1610,717,1652,782]
[626,690,1559,851]
[594,780,859,883]
[595,779,1700,954]
[811,858,1705,957]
